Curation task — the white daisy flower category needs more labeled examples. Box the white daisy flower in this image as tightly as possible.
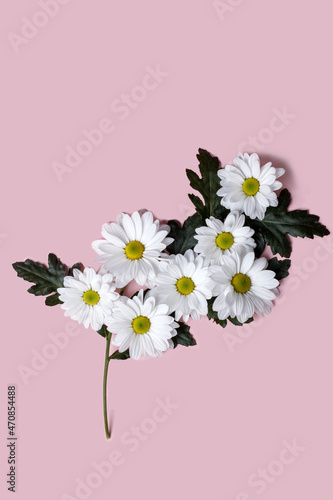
[151,249,214,322]
[217,152,285,220]
[92,211,173,288]
[194,211,256,264]
[105,290,178,360]
[57,268,119,331]
[211,252,279,324]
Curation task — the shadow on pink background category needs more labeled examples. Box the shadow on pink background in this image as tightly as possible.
[1,1,332,499]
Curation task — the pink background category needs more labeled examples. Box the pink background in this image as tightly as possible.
[1,1,333,499]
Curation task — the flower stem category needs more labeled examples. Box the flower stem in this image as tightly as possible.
[103,331,112,439]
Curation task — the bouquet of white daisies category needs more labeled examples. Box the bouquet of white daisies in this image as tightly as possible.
[13,149,329,438]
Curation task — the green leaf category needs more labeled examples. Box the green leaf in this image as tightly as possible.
[207,298,227,328]
[267,257,291,281]
[188,193,206,219]
[166,213,202,255]
[109,349,130,360]
[253,231,265,258]
[186,149,230,221]
[13,253,67,296]
[247,189,330,257]
[45,292,62,307]
[48,253,66,279]
[68,262,82,276]
[97,325,109,338]
[13,254,84,305]
[172,322,196,348]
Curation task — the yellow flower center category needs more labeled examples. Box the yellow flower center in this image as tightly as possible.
[243,177,260,196]
[216,232,234,250]
[231,273,251,294]
[176,277,195,295]
[83,289,100,306]
[132,315,151,334]
[125,240,145,260]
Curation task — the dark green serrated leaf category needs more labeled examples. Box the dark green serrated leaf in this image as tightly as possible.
[253,232,265,258]
[172,322,196,348]
[97,325,109,338]
[13,254,84,303]
[68,262,82,276]
[109,349,130,360]
[48,253,66,280]
[207,298,227,328]
[214,204,230,221]
[188,193,206,219]
[45,292,62,306]
[186,169,202,192]
[247,189,330,257]
[267,257,291,281]
[166,212,202,255]
[186,148,229,220]
[13,254,66,296]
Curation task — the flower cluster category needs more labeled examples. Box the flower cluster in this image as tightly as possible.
[57,202,279,359]
[13,149,329,438]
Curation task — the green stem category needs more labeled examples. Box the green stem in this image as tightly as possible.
[103,332,112,439]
